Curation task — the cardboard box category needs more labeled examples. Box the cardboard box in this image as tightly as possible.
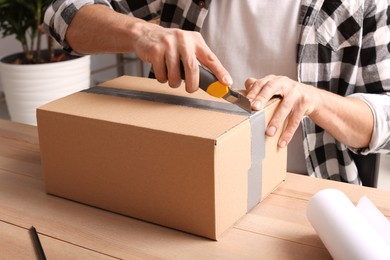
[37,76,286,240]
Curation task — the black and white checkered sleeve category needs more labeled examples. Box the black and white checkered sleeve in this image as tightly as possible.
[350,1,390,154]
[43,0,112,52]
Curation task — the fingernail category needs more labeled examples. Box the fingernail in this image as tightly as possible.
[279,140,287,148]
[252,100,262,110]
[266,126,276,136]
[223,75,233,85]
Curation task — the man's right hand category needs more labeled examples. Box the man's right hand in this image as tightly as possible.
[66,4,232,93]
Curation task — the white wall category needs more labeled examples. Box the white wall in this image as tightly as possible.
[0,36,21,57]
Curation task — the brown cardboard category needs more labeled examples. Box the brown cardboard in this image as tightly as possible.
[36,76,286,240]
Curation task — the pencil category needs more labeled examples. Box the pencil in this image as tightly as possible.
[30,226,46,260]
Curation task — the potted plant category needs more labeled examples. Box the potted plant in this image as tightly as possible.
[0,0,90,125]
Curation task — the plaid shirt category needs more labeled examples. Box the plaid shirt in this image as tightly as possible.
[45,0,390,184]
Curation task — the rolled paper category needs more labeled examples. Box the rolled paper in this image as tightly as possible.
[357,195,390,245]
[307,188,390,260]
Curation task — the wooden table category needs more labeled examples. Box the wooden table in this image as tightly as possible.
[1,119,389,259]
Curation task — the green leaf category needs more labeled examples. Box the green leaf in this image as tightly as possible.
[0,0,54,63]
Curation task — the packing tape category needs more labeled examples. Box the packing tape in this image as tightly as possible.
[82,86,249,116]
[82,86,265,211]
[247,112,265,210]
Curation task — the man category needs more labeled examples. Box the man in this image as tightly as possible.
[44,0,390,184]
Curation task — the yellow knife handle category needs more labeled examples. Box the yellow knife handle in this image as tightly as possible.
[198,66,230,98]
[181,64,230,98]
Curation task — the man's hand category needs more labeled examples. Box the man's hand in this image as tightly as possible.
[244,75,373,149]
[132,23,232,93]
[66,5,232,93]
[245,75,317,148]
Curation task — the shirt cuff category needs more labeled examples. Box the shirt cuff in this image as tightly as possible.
[347,93,390,154]
[44,0,112,54]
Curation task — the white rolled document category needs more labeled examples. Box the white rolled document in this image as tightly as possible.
[307,188,390,260]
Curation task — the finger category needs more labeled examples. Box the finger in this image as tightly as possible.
[277,109,303,148]
[194,34,233,86]
[246,75,277,99]
[163,30,183,89]
[265,94,294,140]
[246,80,265,110]
[175,31,200,93]
[142,38,167,83]
[165,52,182,88]
[246,75,276,109]
[244,77,262,110]
[277,89,313,147]
[244,78,256,91]
[152,62,168,84]
[181,56,199,93]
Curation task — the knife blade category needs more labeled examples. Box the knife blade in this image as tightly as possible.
[181,65,252,113]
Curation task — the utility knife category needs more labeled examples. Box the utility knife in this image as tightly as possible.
[181,65,252,113]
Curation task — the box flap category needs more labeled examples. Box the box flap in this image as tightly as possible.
[38,76,248,140]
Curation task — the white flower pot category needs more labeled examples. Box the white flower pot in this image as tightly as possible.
[0,52,90,125]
